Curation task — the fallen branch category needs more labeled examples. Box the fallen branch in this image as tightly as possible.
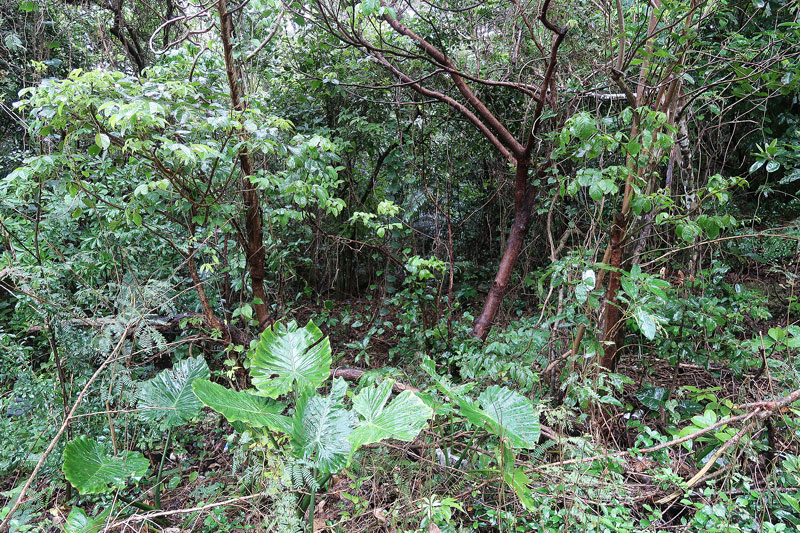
[26,312,252,348]
[655,415,758,504]
[537,387,800,471]
[113,491,270,527]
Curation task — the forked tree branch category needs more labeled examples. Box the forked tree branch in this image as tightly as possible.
[380,9,525,157]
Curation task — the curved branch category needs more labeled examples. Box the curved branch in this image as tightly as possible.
[369,49,516,163]
[381,10,525,157]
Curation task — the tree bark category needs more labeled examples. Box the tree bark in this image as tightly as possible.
[218,0,270,327]
[600,213,627,370]
[108,0,147,72]
[471,4,567,340]
[471,159,533,340]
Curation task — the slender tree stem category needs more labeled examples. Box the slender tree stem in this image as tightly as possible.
[153,427,172,510]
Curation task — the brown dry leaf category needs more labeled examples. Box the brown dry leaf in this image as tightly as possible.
[314,517,327,532]
[373,507,388,523]
[328,475,349,500]
[428,524,442,533]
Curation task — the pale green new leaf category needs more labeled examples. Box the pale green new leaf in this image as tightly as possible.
[62,437,148,495]
[251,320,331,398]
[349,380,432,453]
[192,379,291,434]
[498,439,536,510]
[138,356,210,430]
[292,378,354,473]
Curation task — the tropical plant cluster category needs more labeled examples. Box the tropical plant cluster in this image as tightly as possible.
[1,0,799,530]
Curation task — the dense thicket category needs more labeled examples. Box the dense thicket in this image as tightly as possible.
[1,0,799,530]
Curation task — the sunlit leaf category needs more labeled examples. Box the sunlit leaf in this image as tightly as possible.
[251,320,331,398]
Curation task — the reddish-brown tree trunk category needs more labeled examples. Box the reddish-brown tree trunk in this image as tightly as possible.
[471,158,533,340]
[315,0,565,340]
[471,10,566,340]
[600,213,627,369]
[219,0,270,327]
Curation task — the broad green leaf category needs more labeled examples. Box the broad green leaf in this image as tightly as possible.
[675,399,704,418]
[678,222,700,242]
[64,507,111,533]
[95,133,110,150]
[18,1,37,13]
[460,386,540,449]
[634,307,657,340]
[192,379,291,434]
[498,440,536,510]
[567,179,579,196]
[589,178,616,201]
[779,168,800,184]
[251,320,331,398]
[349,380,433,453]
[4,33,23,50]
[361,0,379,15]
[421,359,540,448]
[748,159,765,173]
[292,378,354,473]
[636,385,669,410]
[137,356,209,430]
[577,168,601,187]
[572,113,596,141]
[768,327,786,342]
[62,437,148,495]
[691,409,718,428]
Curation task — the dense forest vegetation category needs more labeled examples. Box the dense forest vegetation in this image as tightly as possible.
[1,0,799,530]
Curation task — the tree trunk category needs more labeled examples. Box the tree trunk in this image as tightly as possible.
[471,158,533,340]
[218,0,270,327]
[600,213,627,370]
[313,0,566,339]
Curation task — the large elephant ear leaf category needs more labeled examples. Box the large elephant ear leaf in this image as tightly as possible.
[349,380,433,454]
[250,320,331,398]
[424,360,540,449]
[472,386,540,449]
[138,356,210,430]
[192,379,292,434]
[62,436,148,495]
[292,378,354,474]
[64,507,112,533]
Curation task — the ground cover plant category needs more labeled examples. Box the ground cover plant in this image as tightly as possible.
[1,0,799,530]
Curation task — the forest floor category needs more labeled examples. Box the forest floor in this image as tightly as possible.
[98,285,796,532]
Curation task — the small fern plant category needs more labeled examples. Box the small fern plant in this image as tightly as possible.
[192,320,433,517]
